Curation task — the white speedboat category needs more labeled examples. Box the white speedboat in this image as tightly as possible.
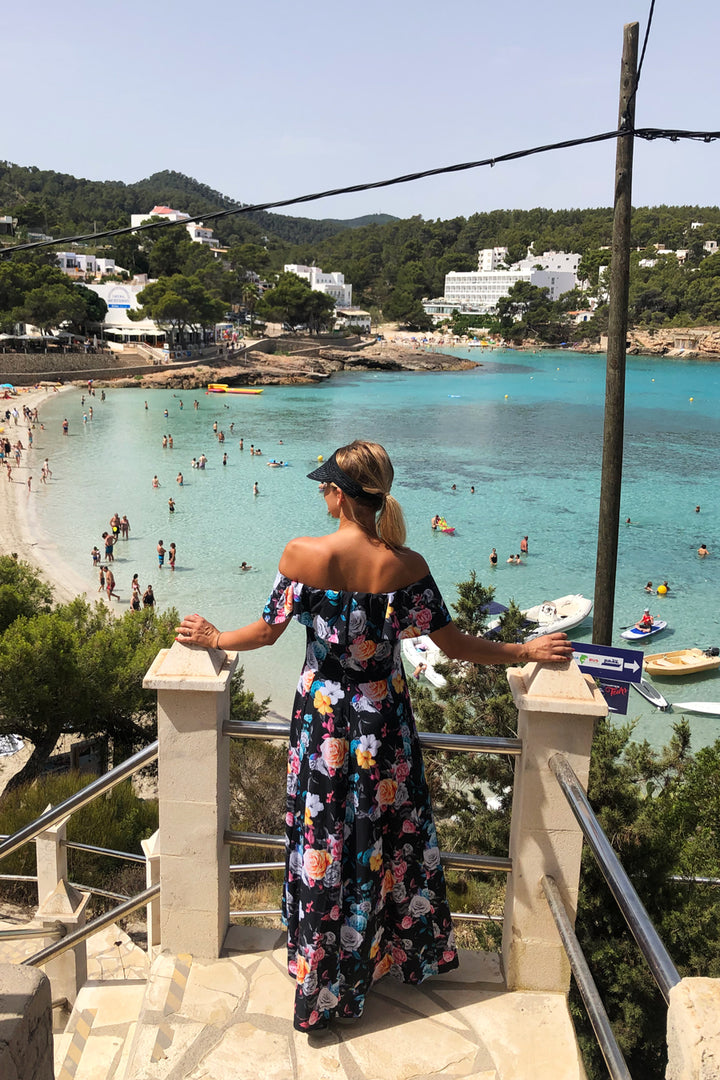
[401,635,448,688]
[523,594,593,639]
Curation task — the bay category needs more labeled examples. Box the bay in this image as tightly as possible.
[28,348,720,748]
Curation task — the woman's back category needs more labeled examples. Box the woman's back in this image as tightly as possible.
[279,530,428,595]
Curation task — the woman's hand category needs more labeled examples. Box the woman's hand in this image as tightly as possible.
[176,613,220,649]
[523,632,575,664]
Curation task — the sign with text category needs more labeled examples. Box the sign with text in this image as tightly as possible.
[596,678,630,714]
[570,642,643,685]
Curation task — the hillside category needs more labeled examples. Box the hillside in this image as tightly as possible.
[0,162,398,248]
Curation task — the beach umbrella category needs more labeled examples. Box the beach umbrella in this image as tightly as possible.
[1,383,14,389]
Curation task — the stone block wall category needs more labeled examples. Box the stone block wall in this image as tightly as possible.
[0,964,53,1080]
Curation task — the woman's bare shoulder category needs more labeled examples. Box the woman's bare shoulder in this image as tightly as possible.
[395,547,431,583]
[279,536,331,580]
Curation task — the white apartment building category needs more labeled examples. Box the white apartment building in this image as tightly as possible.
[512,250,582,275]
[284,264,352,308]
[478,247,508,271]
[57,253,119,277]
[130,205,217,247]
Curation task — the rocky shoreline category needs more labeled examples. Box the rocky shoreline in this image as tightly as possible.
[87,340,478,390]
[571,325,720,360]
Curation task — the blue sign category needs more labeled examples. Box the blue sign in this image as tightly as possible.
[597,678,630,714]
[570,642,643,685]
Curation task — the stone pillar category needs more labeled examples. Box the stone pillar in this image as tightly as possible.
[502,660,607,993]
[141,829,161,957]
[35,879,91,1009]
[666,977,720,1080]
[0,965,53,1080]
[34,809,69,907]
[143,641,238,959]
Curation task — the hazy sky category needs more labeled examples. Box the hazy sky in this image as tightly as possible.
[7,0,719,222]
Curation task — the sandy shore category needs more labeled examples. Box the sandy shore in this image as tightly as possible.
[0,385,100,607]
[0,386,109,795]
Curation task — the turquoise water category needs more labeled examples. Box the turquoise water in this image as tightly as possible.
[26,348,720,748]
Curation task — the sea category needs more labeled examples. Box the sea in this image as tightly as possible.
[23,347,720,751]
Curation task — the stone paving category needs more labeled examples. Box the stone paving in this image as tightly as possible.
[54,925,585,1080]
[2,916,587,1079]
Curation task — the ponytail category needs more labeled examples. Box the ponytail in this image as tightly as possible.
[377,493,406,550]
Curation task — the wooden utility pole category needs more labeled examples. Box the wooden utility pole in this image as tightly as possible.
[592,22,639,645]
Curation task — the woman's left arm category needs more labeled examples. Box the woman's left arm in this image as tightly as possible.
[176,613,290,652]
[430,621,574,666]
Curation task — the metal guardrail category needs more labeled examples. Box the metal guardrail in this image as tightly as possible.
[224,830,512,874]
[22,884,160,969]
[62,841,145,864]
[0,923,65,943]
[0,873,130,903]
[224,719,522,756]
[550,753,681,1004]
[542,875,631,1080]
[0,741,158,864]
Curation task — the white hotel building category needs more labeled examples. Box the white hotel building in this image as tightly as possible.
[426,248,579,318]
[284,264,352,308]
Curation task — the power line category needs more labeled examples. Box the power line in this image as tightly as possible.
[1,124,719,260]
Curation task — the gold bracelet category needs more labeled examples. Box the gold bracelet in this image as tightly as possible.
[214,630,222,650]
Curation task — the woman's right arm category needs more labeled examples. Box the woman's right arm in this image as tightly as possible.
[175,613,290,652]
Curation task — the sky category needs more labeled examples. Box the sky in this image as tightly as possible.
[6,0,720,223]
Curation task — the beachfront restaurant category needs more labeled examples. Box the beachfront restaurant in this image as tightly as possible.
[82,282,166,347]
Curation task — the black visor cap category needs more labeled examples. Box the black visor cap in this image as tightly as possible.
[307,452,369,500]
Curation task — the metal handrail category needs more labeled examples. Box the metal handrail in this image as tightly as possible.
[62,841,145,864]
[550,753,681,1003]
[0,923,65,942]
[224,719,522,756]
[227,907,503,923]
[0,740,158,863]
[0,872,129,903]
[542,876,631,1080]
[22,884,160,968]
[224,830,512,874]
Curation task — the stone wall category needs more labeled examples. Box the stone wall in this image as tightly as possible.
[0,964,53,1080]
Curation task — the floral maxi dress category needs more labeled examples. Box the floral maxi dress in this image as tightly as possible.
[262,571,459,1031]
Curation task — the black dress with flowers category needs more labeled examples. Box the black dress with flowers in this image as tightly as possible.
[262,571,459,1032]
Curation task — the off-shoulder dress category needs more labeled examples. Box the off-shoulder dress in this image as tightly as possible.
[262,571,459,1031]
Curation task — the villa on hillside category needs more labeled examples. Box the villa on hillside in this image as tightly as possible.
[130,205,222,253]
[284,263,352,308]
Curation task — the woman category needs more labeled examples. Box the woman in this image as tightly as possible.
[176,440,572,1034]
[131,574,142,611]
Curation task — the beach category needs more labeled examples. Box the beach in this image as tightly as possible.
[0,385,99,606]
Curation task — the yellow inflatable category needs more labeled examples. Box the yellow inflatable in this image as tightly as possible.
[657,584,668,595]
[317,455,323,462]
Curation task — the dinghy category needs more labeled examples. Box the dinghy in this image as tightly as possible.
[643,648,720,677]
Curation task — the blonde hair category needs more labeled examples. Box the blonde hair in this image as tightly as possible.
[335,440,406,550]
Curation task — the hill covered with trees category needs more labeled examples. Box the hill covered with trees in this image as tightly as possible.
[3,161,720,333]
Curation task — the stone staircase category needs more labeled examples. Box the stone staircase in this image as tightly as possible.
[38,925,586,1080]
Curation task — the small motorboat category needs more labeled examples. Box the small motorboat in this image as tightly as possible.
[673,702,720,716]
[632,678,669,710]
[621,620,667,641]
[523,594,593,639]
[643,648,720,677]
[401,635,447,688]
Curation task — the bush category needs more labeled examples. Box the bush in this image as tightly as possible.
[0,772,157,906]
